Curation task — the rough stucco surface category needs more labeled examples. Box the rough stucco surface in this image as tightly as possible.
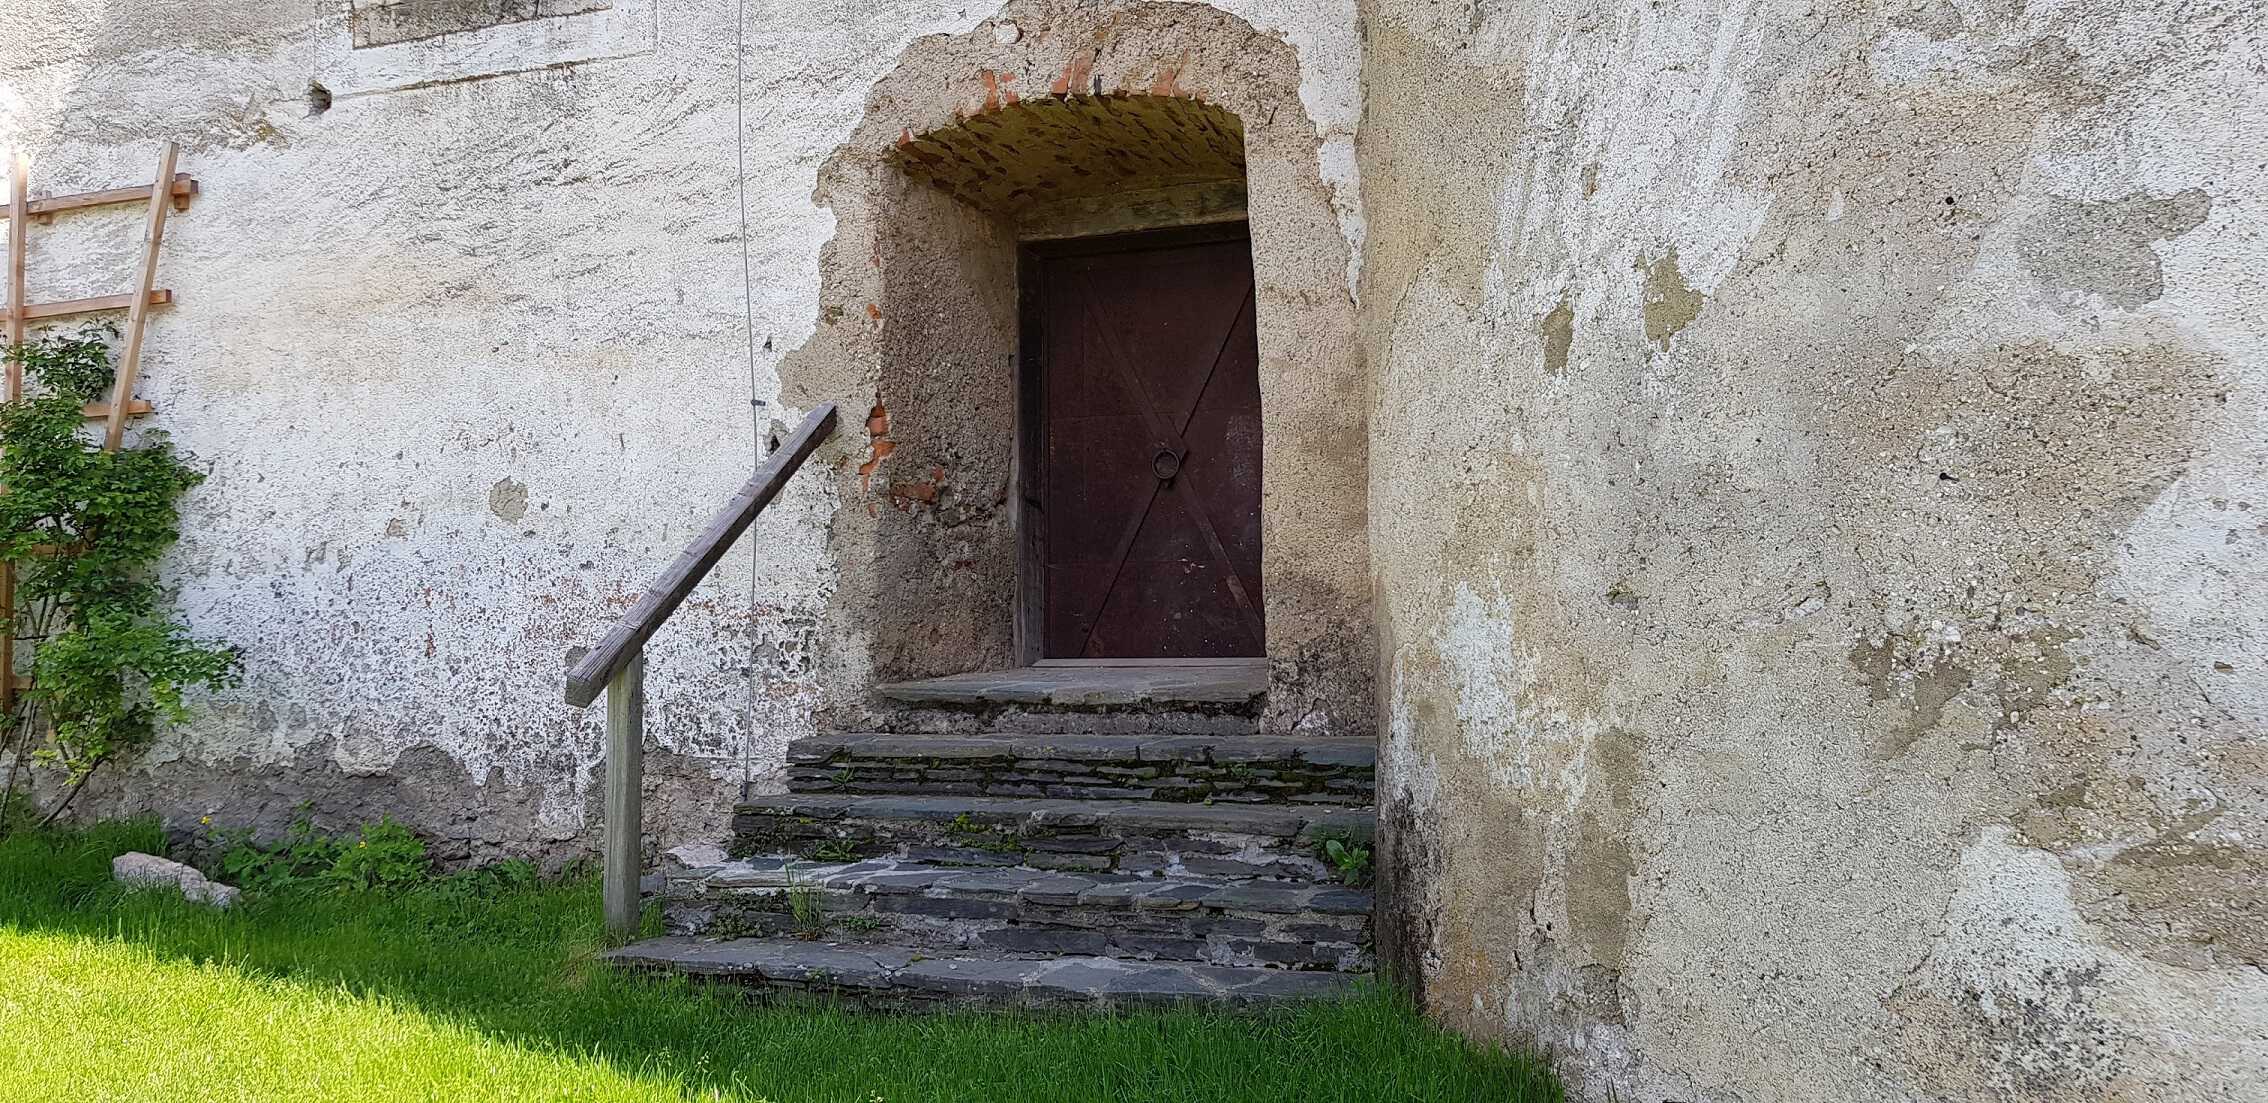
[6,0,2264,1095]
[1361,1,2266,1100]
[0,0,1361,860]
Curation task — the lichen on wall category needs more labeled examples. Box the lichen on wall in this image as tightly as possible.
[1361,0,2267,1099]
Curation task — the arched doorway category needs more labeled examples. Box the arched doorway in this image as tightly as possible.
[890,92,1264,661]
[778,3,1372,738]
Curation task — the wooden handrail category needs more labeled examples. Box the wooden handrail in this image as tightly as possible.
[565,400,839,708]
[567,400,837,938]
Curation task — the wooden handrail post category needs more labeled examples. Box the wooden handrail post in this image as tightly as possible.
[603,649,644,939]
[564,400,839,940]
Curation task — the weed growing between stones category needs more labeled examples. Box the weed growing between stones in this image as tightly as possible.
[786,881,828,939]
[1318,832,1372,887]
[947,811,1026,854]
[811,838,860,863]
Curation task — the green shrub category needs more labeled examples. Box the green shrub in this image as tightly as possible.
[0,328,241,829]
[321,817,429,893]
[217,812,430,895]
[218,808,346,893]
[432,857,538,899]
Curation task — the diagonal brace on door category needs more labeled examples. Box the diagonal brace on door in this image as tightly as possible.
[1069,274,1262,656]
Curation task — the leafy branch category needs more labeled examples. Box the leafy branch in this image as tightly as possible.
[0,327,241,830]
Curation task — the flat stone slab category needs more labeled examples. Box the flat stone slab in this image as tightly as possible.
[791,732,1374,767]
[875,662,1267,708]
[606,938,917,989]
[732,794,1373,885]
[736,792,1370,841]
[663,856,1372,972]
[784,732,1375,805]
[674,857,1367,917]
[606,936,1364,1011]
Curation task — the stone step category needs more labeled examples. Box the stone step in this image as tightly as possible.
[785,732,1374,804]
[663,857,1372,971]
[731,794,1374,883]
[835,664,1269,737]
[606,936,1362,1011]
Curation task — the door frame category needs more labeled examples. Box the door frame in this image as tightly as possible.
[1011,219,1260,666]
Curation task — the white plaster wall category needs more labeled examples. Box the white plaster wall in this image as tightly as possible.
[0,0,1361,854]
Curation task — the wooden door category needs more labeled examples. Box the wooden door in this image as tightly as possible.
[1023,224,1265,659]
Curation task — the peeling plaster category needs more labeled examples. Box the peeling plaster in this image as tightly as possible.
[0,0,1367,864]
[0,0,2261,1097]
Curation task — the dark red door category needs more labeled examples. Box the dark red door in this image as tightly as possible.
[1026,225,1264,659]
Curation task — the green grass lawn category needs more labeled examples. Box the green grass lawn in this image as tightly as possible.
[0,820,1558,1102]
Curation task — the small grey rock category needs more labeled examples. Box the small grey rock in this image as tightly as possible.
[113,852,239,909]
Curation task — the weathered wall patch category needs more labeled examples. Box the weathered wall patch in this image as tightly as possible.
[1360,0,2266,1099]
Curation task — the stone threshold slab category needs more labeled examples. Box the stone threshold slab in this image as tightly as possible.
[875,660,1267,707]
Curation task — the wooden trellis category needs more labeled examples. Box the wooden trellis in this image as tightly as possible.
[1,142,196,711]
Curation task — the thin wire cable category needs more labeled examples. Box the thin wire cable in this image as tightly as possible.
[736,0,761,802]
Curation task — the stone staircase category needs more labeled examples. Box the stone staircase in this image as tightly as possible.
[607,683,1378,1011]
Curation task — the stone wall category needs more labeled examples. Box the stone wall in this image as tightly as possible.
[7,0,2262,1095]
[0,0,1363,862]
[1360,0,2266,1099]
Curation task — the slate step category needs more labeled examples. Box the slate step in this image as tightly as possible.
[840,664,1270,737]
[663,857,1372,971]
[732,794,1374,883]
[606,936,1362,1011]
[785,733,1375,804]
